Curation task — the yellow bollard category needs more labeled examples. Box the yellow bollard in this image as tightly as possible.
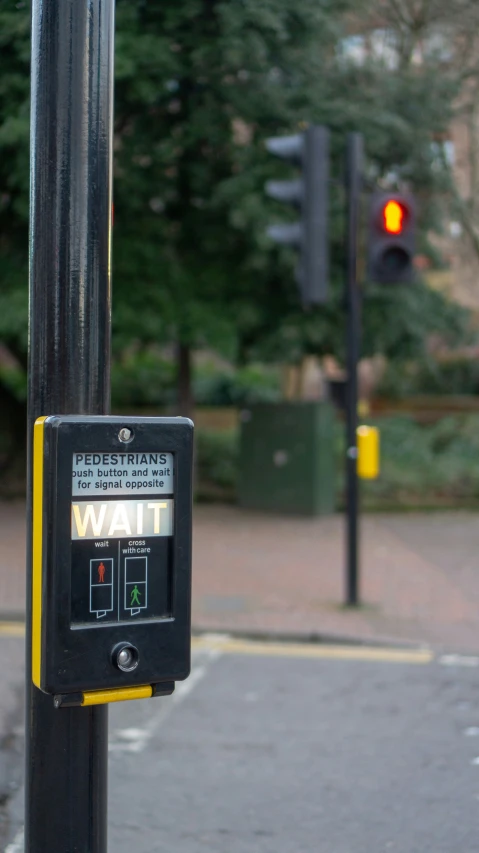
[357,425,380,479]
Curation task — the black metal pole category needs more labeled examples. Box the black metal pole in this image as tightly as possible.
[26,2,115,851]
[344,133,363,607]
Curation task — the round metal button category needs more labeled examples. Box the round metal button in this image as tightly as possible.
[112,643,139,673]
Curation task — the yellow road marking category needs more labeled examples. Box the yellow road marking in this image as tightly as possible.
[192,635,433,665]
[0,621,25,638]
[0,623,432,665]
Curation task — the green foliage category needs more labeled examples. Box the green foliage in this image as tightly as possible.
[379,357,479,398]
[196,414,479,509]
[359,415,479,508]
[0,363,27,402]
[0,0,475,394]
[112,0,473,366]
[0,3,30,362]
[195,427,238,499]
[360,281,473,363]
[112,0,351,358]
[111,350,177,408]
[111,347,281,408]
[194,362,281,406]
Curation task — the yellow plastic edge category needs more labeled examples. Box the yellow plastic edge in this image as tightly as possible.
[81,685,153,706]
[32,416,48,688]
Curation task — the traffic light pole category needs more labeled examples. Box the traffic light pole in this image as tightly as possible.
[344,133,363,607]
[26,2,115,850]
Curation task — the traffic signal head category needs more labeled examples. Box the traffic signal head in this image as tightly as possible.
[367,192,416,284]
[264,126,330,306]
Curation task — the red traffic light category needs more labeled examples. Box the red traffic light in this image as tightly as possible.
[369,190,415,284]
[382,200,406,235]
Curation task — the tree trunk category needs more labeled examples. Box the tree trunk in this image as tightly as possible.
[176,341,194,420]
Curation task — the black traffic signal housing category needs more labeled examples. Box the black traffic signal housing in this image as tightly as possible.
[367,191,416,284]
[265,125,330,306]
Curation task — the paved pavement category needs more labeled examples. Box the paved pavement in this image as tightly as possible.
[0,504,25,622]
[106,640,479,853]
[3,502,479,651]
[0,635,23,851]
[193,507,479,652]
[6,636,478,853]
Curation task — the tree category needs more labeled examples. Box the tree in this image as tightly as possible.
[355,0,479,270]
[0,0,475,431]
[0,3,31,477]
[0,3,30,361]
[112,0,354,412]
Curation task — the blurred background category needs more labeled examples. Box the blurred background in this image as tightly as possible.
[1,0,479,510]
[2,1,479,851]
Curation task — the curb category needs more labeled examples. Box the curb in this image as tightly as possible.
[191,624,431,652]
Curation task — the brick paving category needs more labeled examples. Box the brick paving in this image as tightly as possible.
[2,502,479,652]
[193,507,479,652]
[0,502,26,618]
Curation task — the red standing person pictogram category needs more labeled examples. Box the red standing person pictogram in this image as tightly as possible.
[98,562,106,583]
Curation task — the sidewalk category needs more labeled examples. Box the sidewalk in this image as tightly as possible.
[2,502,479,652]
[193,506,479,652]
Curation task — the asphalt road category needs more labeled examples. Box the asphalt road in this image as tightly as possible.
[105,639,479,853]
[4,637,479,852]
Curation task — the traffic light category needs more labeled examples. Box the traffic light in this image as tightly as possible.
[367,191,416,284]
[265,125,330,306]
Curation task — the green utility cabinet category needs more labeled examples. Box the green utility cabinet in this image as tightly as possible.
[238,402,335,515]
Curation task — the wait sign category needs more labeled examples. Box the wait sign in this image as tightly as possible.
[71,499,174,539]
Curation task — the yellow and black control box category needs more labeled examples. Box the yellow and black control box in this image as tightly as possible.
[33,415,193,706]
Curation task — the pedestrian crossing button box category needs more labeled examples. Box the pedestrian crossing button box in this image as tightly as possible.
[32,415,193,704]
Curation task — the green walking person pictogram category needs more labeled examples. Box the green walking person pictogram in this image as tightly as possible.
[130,585,141,607]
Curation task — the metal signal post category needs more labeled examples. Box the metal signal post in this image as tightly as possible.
[344,133,363,607]
[27,1,115,850]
